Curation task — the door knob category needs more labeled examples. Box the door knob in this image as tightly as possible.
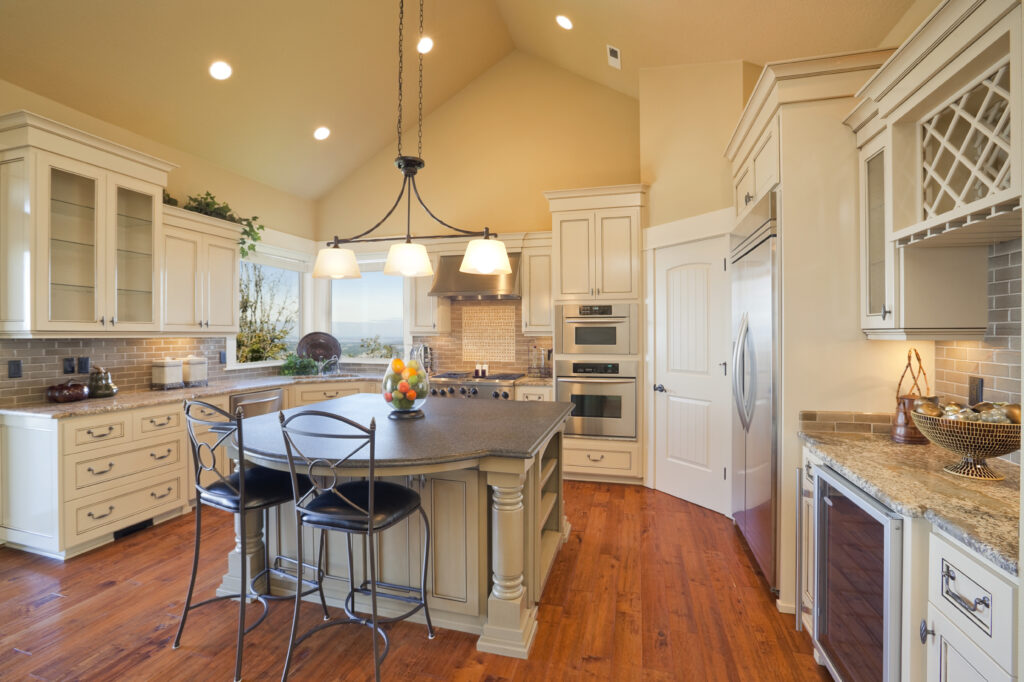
[653,384,666,393]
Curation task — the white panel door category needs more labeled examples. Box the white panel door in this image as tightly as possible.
[653,236,731,516]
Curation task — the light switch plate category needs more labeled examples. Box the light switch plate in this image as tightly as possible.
[63,357,76,374]
[8,360,22,378]
[968,376,984,405]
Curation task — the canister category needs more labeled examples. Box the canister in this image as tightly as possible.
[152,358,183,390]
[182,355,209,387]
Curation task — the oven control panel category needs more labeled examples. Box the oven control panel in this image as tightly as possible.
[572,362,619,374]
[577,305,613,316]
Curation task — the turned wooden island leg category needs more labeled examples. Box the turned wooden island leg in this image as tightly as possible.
[477,471,538,659]
[217,508,268,598]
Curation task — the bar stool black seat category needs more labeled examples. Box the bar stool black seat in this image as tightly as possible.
[279,409,435,682]
[172,400,325,682]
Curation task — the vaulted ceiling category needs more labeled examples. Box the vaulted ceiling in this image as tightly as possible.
[0,0,914,199]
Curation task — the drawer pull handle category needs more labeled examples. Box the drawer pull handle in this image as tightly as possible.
[586,453,604,462]
[323,391,340,399]
[200,409,216,417]
[86,426,115,438]
[150,487,174,500]
[86,462,115,475]
[149,417,173,427]
[942,567,990,613]
[87,505,115,520]
[150,448,173,461]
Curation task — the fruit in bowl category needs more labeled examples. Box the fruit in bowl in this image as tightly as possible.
[382,352,430,415]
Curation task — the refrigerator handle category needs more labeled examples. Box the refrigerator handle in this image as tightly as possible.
[732,314,750,431]
[743,322,758,426]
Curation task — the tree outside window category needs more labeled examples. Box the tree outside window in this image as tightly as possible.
[236,262,300,362]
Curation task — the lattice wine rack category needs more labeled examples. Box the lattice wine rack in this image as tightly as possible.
[921,58,1012,220]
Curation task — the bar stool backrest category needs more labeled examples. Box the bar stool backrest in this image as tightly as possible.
[278,410,377,526]
[183,399,245,498]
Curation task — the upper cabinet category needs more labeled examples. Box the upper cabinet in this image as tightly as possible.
[546,185,647,301]
[162,207,241,334]
[405,252,450,335]
[733,117,780,223]
[845,0,1020,340]
[0,111,175,336]
[520,232,553,335]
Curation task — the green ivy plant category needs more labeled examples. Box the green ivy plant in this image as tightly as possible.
[164,190,266,257]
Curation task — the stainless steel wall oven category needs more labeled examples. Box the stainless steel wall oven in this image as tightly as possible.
[555,360,637,439]
[555,303,637,355]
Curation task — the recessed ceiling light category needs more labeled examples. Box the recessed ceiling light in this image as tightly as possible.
[417,36,434,54]
[314,126,331,141]
[555,15,573,30]
[209,61,232,80]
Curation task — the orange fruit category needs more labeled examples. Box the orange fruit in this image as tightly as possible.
[391,358,405,373]
[406,390,417,400]
[398,380,411,393]
[402,368,412,380]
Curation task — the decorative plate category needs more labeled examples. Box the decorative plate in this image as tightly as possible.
[296,332,342,361]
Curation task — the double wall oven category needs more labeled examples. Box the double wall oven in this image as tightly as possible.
[555,360,637,439]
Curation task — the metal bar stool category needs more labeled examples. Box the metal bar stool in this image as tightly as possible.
[279,409,435,682]
[172,400,326,682]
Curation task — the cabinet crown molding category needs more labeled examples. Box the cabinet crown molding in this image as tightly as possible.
[162,205,243,239]
[725,49,894,162]
[0,109,177,175]
[544,184,648,212]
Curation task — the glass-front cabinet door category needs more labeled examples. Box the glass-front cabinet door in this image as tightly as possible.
[108,174,160,331]
[859,135,896,331]
[36,153,106,331]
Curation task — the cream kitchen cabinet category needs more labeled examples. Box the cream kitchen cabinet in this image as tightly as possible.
[562,437,640,480]
[925,604,1012,682]
[515,385,553,402]
[520,235,553,335]
[0,405,189,559]
[844,0,1019,340]
[405,252,450,335]
[733,117,780,223]
[162,206,241,334]
[545,185,647,302]
[0,111,174,336]
[288,381,375,407]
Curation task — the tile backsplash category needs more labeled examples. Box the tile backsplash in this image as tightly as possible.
[414,300,552,373]
[934,238,1021,405]
[0,337,278,406]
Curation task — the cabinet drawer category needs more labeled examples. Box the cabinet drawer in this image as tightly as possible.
[929,532,1017,673]
[564,445,632,471]
[134,405,182,436]
[68,475,183,544]
[62,414,130,454]
[294,385,360,405]
[516,387,552,402]
[65,438,182,500]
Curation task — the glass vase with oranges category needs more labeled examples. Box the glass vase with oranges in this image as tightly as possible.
[382,344,430,419]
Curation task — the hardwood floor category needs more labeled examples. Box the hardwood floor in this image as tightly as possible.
[0,482,829,681]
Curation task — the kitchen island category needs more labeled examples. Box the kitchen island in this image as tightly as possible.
[227,393,573,659]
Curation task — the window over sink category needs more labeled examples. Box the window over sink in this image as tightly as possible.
[330,260,405,362]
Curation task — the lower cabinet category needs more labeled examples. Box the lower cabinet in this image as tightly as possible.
[925,604,1012,682]
[563,437,640,480]
[799,463,815,633]
[288,380,377,407]
[0,408,189,559]
[515,384,553,402]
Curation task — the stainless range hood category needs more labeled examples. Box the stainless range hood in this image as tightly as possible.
[427,252,521,300]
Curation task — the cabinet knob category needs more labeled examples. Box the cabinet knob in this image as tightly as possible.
[110,317,117,326]
[99,316,106,326]
[919,619,934,644]
[744,192,753,205]
[881,305,891,320]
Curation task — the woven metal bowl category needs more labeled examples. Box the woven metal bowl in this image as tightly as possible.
[911,412,1020,481]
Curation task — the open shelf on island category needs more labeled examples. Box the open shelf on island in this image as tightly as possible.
[539,491,557,531]
[539,529,561,585]
[540,458,557,490]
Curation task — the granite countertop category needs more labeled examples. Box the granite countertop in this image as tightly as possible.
[244,392,574,468]
[0,374,377,419]
[799,432,1020,576]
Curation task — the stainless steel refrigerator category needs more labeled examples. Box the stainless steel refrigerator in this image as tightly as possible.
[730,193,778,593]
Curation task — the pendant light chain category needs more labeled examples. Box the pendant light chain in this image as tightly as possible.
[417,0,424,157]
[396,0,405,156]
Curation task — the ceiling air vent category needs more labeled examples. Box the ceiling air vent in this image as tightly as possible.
[607,45,621,70]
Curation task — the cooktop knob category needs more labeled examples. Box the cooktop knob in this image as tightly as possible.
[501,391,510,400]
[470,387,478,395]
[491,391,500,399]
[438,388,447,396]
[430,388,438,396]
[459,386,467,395]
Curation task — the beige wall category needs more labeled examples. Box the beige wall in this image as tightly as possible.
[315,51,640,242]
[639,61,758,227]
[0,78,316,240]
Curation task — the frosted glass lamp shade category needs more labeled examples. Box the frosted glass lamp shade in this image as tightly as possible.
[383,242,434,277]
[312,246,361,279]
[460,238,512,275]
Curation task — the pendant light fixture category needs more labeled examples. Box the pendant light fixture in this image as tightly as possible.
[313,0,511,279]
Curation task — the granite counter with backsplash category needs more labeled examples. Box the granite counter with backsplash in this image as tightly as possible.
[799,431,1020,576]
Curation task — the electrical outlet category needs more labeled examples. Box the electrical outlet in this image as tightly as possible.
[63,357,76,374]
[219,350,227,364]
[77,356,90,374]
[968,376,984,405]
[8,360,22,378]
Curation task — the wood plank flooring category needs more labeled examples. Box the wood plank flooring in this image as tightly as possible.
[0,482,830,681]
